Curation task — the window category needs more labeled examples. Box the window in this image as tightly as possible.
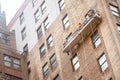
[43,17,49,30]
[58,0,65,10]
[47,35,53,49]
[4,55,21,69]
[41,1,46,14]
[109,4,120,16]
[34,9,40,22]
[27,61,31,74]
[4,55,12,67]
[62,14,70,29]
[42,63,49,77]
[117,24,120,32]
[19,12,24,24]
[23,44,28,53]
[1,33,10,45]
[72,55,80,71]
[32,0,37,7]
[91,31,101,48]
[50,53,57,69]
[13,58,21,69]
[0,33,10,45]
[78,76,83,80]
[66,33,72,42]
[37,26,43,39]
[21,27,26,40]
[39,44,46,58]
[54,74,60,80]
[98,53,108,72]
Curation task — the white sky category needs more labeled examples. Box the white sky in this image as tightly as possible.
[0,0,25,24]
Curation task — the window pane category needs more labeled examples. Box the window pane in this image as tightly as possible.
[63,15,69,29]
[21,27,26,40]
[40,44,46,57]
[72,56,78,65]
[37,26,43,39]
[4,61,11,67]
[110,5,119,12]
[20,12,24,24]
[4,56,12,67]
[101,61,108,72]
[74,62,80,70]
[47,35,53,48]
[41,1,46,14]
[40,45,45,52]
[48,36,52,43]
[43,63,49,77]
[23,44,28,52]
[34,9,40,22]
[13,59,20,65]
[92,31,99,42]
[44,17,49,30]
[50,54,57,68]
[94,38,101,48]
[44,64,48,72]
[4,56,11,62]
[92,31,101,48]
[109,5,120,16]
[98,54,106,65]
[72,55,80,71]
[13,64,21,69]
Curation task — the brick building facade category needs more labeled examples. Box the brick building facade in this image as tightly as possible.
[7,0,120,80]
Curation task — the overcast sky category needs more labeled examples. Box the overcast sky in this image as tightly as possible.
[0,0,25,24]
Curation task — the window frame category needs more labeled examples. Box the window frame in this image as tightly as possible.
[21,27,26,40]
[32,0,37,7]
[23,44,28,53]
[4,55,12,67]
[50,53,57,69]
[71,55,80,71]
[98,53,109,72]
[41,1,46,14]
[0,33,10,45]
[91,31,101,48]
[47,35,53,49]
[109,4,120,16]
[66,32,72,42]
[19,12,24,25]
[4,55,21,69]
[62,14,70,29]
[43,17,49,30]
[13,58,21,69]
[42,63,49,78]
[37,26,43,39]
[27,61,31,74]
[58,0,65,11]
[39,44,46,58]
[34,9,40,22]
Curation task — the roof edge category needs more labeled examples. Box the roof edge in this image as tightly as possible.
[7,0,31,30]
